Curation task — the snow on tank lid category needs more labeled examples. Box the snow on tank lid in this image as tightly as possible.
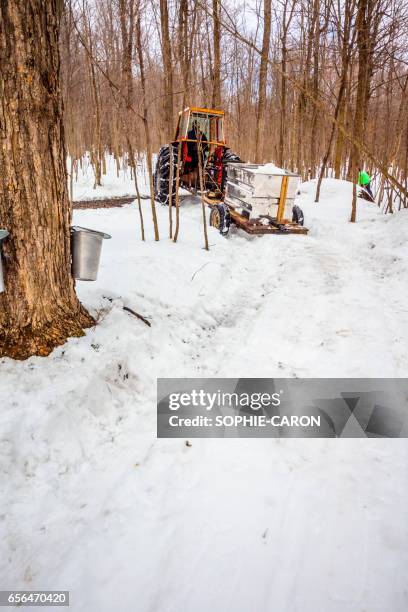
[249,163,287,175]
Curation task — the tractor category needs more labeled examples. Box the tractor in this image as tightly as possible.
[154,107,307,236]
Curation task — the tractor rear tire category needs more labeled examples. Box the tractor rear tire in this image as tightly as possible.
[210,204,231,236]
[154,145,178,205]
[292,205,304,226]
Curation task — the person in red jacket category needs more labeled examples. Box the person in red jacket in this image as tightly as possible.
[182,122,208,188]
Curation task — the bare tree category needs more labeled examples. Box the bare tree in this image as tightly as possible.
[83,5,103,186]
[350,0,370,221]
[119,0,145,239]
[211,0,222,108]
[277,0,295,167]
[135,4,160,240]
[160,0,174,138]
[255,0,272,163]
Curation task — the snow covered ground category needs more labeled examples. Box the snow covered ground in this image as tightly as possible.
[1,169,408,611]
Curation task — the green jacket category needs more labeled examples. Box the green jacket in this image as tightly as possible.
[358,170,371,186]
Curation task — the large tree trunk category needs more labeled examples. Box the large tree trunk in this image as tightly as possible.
[0,0,93,359]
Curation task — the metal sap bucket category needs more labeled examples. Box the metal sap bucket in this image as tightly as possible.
[0,229,9,293]
[71,226,111,281]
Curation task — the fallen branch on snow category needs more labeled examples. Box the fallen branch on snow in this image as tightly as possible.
[123,306,151,327]
[191,261,211,281]
[102,295,152,327]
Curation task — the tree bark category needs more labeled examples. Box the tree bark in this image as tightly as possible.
[334,91,347,178]
[350,0,369,221]
[309,0,320,175]
[173,142,182,243]
[254,0,271,163]
[178,0,189,108]
[211,0,221,108]
[119,0,134,105]
[197,140,209,251]
[160,0,174,139]
[296,5,313,177]
[0,0,93,359]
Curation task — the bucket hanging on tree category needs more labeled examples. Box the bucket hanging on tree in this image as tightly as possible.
[71,226,111,281]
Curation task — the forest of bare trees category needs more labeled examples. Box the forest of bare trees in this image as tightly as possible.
[62,0,408,210]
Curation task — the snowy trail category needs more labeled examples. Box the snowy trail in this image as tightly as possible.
[1,178,408,611]
[170,214,401,378]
